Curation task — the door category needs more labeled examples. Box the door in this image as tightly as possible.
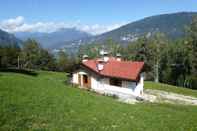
[87,76,91,88]
[83,74,91,88]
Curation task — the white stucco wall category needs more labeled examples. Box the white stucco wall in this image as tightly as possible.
[72,72,78,84]
[90,76,143,97]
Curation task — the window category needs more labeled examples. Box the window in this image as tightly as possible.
[110,78,122,87]
[83,75,88,84]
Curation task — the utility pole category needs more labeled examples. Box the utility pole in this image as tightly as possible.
[155,60,159,83]
[17,56,20,69]
[155,37,160,83]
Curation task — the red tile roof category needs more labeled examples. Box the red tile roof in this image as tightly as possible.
[82,58,144,81]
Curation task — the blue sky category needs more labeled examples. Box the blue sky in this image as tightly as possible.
[0,0,197,34]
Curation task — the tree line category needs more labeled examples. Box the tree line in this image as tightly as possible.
[0,39,78,72]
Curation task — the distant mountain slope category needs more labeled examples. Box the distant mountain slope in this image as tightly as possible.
[0,29,22,47]
[92,12,197,43]
[61,12,197,53]
[72,12,197,43]
[15,28,91,49]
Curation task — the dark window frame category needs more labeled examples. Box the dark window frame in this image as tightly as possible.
[109,78,122,87]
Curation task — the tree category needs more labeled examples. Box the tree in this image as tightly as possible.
[126,36,155,80]
[160,40,189,86]
[104,38,122,56]
[56,49,69,72]
[78,43,102,59]
[149,32,168,82]
[20,39,56,70]
[0,44,21,68]
[39,49,56,71]
[186,15,197,75]
[125,36,149,61]
[20,39,42,69]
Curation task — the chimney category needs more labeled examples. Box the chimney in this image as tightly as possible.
[100,50,109,62]
[82,55,88,62]
[97,59,104,71]
[116,53,121,61]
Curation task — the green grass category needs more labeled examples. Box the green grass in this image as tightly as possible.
[145,81,197,97]
[0,71,197,131]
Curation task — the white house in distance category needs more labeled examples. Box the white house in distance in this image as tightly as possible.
[72,51,144,98]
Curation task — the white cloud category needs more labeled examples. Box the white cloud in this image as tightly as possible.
[0,16,127,35]
[0,16,25,32]
[78,23,126,35]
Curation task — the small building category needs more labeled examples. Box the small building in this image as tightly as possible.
[72,52,144,97]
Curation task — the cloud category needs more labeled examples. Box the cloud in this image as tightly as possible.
[0,16,25,32]
[78,23,126,35]
[0,16,127,35]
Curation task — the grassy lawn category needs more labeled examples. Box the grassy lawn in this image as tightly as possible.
[0,71,197,131]
[145,81,197,97]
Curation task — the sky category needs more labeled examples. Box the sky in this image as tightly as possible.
[0,0,197,35]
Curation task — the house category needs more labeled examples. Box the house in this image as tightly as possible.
[72,52,144,97]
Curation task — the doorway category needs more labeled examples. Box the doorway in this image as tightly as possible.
[83,74,91,88]
[78,74,91,88]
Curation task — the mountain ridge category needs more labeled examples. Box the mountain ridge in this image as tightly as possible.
[88,12,197,42]
[0,29,22,47]
[15,28,92,49]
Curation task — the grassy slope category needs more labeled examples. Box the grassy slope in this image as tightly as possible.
[145,81,197,97]
[0,71,197,131]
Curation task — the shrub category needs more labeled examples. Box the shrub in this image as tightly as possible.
[190,77,197,90]
[186,76,197,90]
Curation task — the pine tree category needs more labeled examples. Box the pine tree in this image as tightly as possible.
[187,15,197,75]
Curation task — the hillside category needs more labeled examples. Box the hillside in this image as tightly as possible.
[94,12,197,42]
[59,12,197,53]
[0,29,22,47]
[0,71,197,130]
[15,28,91,49]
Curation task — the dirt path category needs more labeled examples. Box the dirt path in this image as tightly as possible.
[143,89,197,105]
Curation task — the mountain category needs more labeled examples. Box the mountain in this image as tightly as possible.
[60,12,197,53]
[94,12,197,43]
[15,28,91,49]
[0,29,22,47]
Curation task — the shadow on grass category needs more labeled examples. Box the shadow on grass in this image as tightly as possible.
[0,68,38,76]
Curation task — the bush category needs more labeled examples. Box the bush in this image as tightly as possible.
[186,76,197,90]
[0,68,38,76]
[190,77,197,90]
